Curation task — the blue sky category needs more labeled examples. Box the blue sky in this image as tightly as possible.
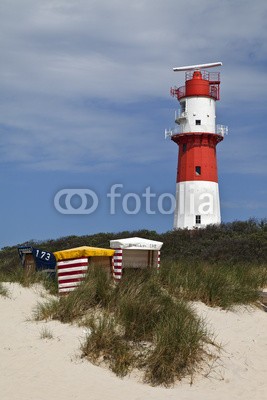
[0,0,267,248]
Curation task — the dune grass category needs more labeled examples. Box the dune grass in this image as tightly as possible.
[2,221,267,386]
[0,266,58,295]
[3,256,267,386]
[159,261,267,309]
[144,303,207,386]
[39,327,54,340]
[32,259,267,385]
[112,270,171,341]
[81,313,136,377]
[0,282,9,298]
[34,267,210,386]
[34,266,112,323]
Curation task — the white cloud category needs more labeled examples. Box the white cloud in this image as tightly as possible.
[0,0,266,171]
[217,118,267,175]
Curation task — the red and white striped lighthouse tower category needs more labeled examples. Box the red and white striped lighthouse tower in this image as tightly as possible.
[166,62,227,229]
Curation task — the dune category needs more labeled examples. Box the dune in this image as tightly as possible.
[0,282,267,400]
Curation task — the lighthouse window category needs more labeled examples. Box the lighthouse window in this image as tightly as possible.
[180,101,186,113]
[195,166,201,175]
[196,215,201,224]
[183,143,187,152]
[195,119,201,125]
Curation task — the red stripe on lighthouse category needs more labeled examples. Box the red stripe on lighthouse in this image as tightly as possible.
[172,132,222,183]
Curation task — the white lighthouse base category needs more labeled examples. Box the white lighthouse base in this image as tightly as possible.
[173,181,221,230]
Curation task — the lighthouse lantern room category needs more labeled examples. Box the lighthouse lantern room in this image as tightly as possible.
[166,62,228,230]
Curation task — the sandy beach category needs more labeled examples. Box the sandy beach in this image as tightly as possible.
[0,282,267,400]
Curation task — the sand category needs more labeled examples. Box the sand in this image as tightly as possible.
[0,282,267,400]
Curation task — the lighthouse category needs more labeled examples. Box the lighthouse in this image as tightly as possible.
[165,62,228,229]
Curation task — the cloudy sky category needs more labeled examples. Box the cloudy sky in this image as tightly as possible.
[0,0,267,248]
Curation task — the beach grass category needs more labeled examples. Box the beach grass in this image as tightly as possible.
[159,261,267,309]
[33,266,112,323]
[81,313,135,377]
[34,267,210,386]
[0,266,58,295]
[144,302,207,386]
[0,282,9,298]
[31,258,267,385]
[1,220,267,386]
[39,326,54,340]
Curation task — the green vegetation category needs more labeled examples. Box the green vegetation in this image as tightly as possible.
[81,313,136,378]
[1,219,267,386]
[0,282,9,298]
[34,268,209,385]
[2,218,266,307]
[0,266,58,295]
[39,327,54,340]
[1,219,267,271]
[34,267,112,323]
[159,261,267,309]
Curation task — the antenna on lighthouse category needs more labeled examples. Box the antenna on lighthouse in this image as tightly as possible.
[173,62,222,72]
